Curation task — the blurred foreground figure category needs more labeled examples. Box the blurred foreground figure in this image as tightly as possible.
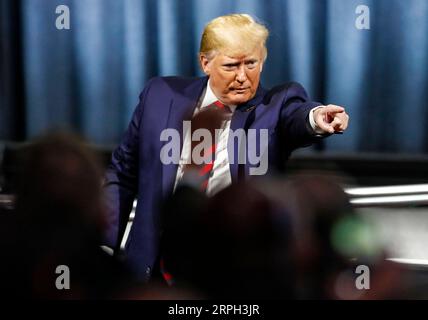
[160,182,295,299]
[0,132,134,299]
[153,172,418,299]
[260,174,410,299]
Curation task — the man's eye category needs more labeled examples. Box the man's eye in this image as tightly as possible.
[223,64,236,69]
[246,61,257,69]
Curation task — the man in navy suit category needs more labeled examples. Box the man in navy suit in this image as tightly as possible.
[104,14,349,281]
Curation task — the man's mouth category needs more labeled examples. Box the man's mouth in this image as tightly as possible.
[231,87,249,93]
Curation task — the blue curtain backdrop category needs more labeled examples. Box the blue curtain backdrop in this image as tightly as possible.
[1,0,428,153]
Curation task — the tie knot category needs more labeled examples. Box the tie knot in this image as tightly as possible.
[211,100,231,114]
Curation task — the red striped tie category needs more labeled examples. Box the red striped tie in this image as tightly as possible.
[196,100,231,192]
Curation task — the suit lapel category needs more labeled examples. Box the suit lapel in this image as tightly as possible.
[229,85,267,183]
[161,77,208,197]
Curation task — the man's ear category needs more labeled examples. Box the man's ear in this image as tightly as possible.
[199,54,211,75]
[259,62,264,73]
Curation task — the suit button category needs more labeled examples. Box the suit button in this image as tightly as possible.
[145,267,151,275]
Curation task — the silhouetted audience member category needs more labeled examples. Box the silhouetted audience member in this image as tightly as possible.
[0,132,135,299]
[263,174,408,299]
[160,181,295,299]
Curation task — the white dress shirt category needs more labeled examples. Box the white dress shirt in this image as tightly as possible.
[173,80,324,196]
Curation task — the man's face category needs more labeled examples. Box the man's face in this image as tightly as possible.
[200,47,264,105]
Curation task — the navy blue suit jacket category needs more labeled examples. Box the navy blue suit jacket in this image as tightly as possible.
[104,76,324,281]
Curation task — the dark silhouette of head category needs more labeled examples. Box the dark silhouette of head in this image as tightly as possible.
[2,131,133,299]
[16,131,106,250]
[280,174,406,299]
[161,182,294,298]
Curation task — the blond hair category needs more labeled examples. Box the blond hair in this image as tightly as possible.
[199,14,269,61]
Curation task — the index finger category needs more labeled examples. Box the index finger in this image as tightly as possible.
[323,104,345,114]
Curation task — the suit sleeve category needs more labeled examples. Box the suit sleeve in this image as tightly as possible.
[279,82,325,150]
[102,78,155,251]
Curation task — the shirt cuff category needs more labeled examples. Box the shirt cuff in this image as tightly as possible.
[309,105,327,135]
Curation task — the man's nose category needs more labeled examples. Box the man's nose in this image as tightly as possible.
[235,66,247,83]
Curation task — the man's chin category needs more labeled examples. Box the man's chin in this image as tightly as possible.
[226,93,254,105]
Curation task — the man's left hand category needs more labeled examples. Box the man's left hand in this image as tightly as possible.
[313,104,349,134]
